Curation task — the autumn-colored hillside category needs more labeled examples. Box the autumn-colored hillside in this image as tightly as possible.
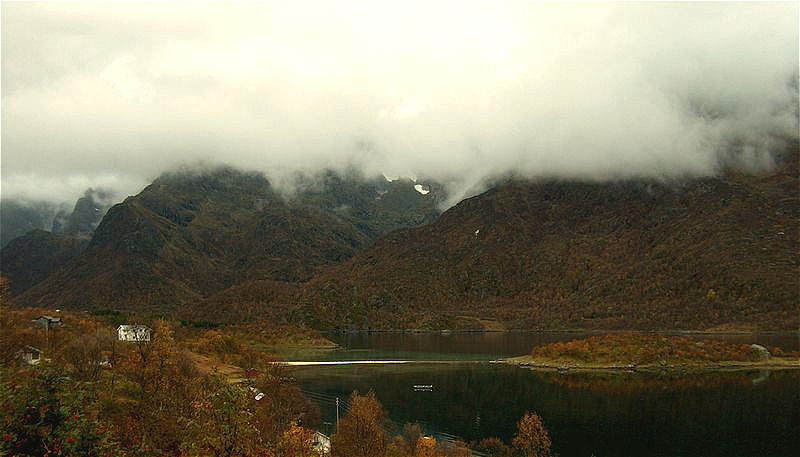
[4,149,798,331]
[0,230,89,295]
[529,333,798,366]
[297,147,799,331]
[0,282,536,457]
[0,189,114,294]
[7,168,442,312]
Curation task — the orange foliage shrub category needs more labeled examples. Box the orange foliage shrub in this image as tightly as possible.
[513,412,551,457]
[532,333,763,364]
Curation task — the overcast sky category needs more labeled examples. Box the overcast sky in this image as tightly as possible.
[2,2,797,206]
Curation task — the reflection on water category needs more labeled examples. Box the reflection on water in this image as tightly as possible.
[323,332,592,360]
[294,363,800,457]
[319,331,800,361]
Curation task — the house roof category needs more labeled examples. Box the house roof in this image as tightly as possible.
[34,315,61,322]
[116,324,152,331]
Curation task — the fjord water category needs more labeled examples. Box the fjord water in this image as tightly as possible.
[291,332,800,457]
[324,331,800,360]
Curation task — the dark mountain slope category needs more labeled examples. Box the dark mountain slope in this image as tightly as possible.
[0,188,120,294]
[52,188,115,235]
[1,188,114,249]
[13,167,441,311]
[186,279,299,323]
[0,230,90,295]
[0,200,57,248]
[299,152,799,331]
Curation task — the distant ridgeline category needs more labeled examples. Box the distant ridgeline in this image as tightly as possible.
[298,143,799,331]
[3,143,798,331]
[2,167,444,316]
[0,188,115,295]
[0,188,114,248]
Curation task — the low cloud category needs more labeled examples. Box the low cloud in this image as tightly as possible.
[2,2,797,207]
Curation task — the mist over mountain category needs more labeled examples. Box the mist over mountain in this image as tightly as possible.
[2,5,799,457]
[0,199,59,248]
[0,2,797,331]
[0,187,121,296]
[0,187,116,249]
[2,2,797,207]
[295,144,799,331]
[52,188,117,235]
[8,168,442,311]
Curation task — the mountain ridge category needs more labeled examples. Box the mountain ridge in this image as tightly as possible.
[8,167,442,311]
[293,148,799,331]
[4,150,798,331]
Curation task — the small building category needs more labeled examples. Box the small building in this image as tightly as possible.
[750,344,772,361]
[32,315,62,331]
[312,431,331,455]
[117,325,152,342]
[19,346,42,366]
[248,385,266,401]
[91,356,112,368]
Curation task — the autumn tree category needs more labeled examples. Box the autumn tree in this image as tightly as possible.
[239,345,269,381]
[115,320,201,454]
[512,412,552,457]
[278,422,317,457]
[0,275,24,367]
[384,422,426,456]
[403,422,424,449]
[386,435,413,457]
[182,375,264,457]
[331,391,389,457]
[415,436,438,457]
[474,437,514,457]
[63,328,114,382]
[439,440,471,457]
[0,366,119,456]
[253,361,321,448]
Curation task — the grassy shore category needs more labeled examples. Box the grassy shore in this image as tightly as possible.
[505,333,800,372]
[506,354,800,372]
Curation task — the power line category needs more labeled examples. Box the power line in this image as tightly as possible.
[299,388,487,457]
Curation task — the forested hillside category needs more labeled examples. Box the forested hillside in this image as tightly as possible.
[8,168,441,312]
[297,148,799,331]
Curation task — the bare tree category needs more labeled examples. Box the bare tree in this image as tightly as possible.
[63,329,114,382]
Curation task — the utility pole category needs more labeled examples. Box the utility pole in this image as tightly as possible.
[336,397,340,433]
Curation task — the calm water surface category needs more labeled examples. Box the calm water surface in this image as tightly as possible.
[290,332,800,457]
[306,331,800,361]
[294,363,800,457]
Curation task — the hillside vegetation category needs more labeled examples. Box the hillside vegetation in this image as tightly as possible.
[299,147,799,331]
[0,230,90,295]
[8,168,441,312]
[528,333,799,366]
[0,281,545,457]
[3,147,798,331]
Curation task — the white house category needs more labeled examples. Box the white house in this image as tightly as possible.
[117,325,152,342]
[312,431,331,455]
[19,346,42,365]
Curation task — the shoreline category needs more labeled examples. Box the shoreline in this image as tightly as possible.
[504,355,800,373]
[325,328,800,336]
[282,360,484,366]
